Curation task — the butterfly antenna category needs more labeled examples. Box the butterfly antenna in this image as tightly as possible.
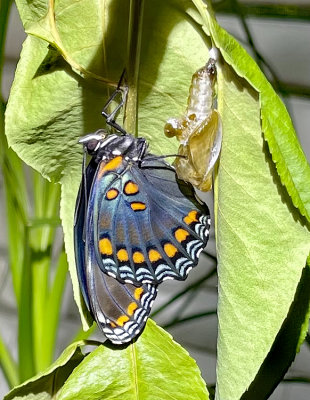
[145,154,187,162]
[102,69,128,135]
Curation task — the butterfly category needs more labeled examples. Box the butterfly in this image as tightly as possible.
[74,124,210,345]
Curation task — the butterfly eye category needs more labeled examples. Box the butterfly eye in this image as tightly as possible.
[86,139,100,153]
[79,129,108,154]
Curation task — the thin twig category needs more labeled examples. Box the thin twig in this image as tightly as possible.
[152,266,217,317]
[213,1,310,21]
[162,310,217,329]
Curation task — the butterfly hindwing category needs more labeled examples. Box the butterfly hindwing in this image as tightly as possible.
[92,154,210,285]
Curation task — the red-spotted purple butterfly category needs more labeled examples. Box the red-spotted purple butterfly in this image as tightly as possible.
[74,85,210,345]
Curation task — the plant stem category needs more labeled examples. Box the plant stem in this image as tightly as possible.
[282,377,310,384]
[162,310,217,329]
[0,334,18,388]
[213,1,310,20]
[124,0,145,136]
[43,251,68,368]
[0,0,12,99]
[18,226,35,382]
[229,0,284,96]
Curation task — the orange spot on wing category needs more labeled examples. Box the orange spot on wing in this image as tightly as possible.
[117,248,129,262]
[148,249,162,262]
[130,202,146,211]
[133,251,145,263]
[99,238,113,255]
[127,302,138,316]
[97,156,123,178]
[175,228,189,242]
[164,243,178,258]
[110,322,116,328]
[134,287,144,300]
[116,315,129,326]
[106,188,119,200]
[124,181,139,195]
[184,210,199,225]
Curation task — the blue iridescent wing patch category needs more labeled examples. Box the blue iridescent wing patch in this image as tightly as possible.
[91,154,210,285]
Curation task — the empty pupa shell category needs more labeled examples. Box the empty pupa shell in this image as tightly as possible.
[164,55,222,191]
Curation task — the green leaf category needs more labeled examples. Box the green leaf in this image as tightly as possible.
[5,323,209,400]
[5,0,211,327]
[57,320,209,400]
[15,0,48,30]
[213,60,310,400]
[241,265,310,399]
[187,2,310,398]
[4,341,86,400]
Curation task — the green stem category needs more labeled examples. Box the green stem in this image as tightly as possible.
[124,0,145,135]
[273,83,310,99]
[0,0,13,98]
[282,377,310,384]
[213,1,310,20]
[43,251,68,368]
[0,334,19,388]
[18,226,35,382]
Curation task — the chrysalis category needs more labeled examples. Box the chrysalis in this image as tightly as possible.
[164,50,222,191]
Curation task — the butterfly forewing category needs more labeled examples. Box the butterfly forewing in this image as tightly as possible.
[74,156,157,344]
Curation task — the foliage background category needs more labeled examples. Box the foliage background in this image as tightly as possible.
[1,1,310,399]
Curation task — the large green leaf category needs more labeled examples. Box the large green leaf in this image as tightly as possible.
[214,57,310,400]
[57,321,209,400]
[185,2,310,398]
[5,322,209,400]
[241,265,310,399]
[4,341,85,400]
[6,0,210,327]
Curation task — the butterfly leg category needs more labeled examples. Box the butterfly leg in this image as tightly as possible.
[102,71,128,134]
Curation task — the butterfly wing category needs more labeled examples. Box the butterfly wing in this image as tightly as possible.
[91,155,210,285]
[74,158,97,310]
[74,158,157,344]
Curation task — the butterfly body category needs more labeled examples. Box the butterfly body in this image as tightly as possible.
[74,131,210,344]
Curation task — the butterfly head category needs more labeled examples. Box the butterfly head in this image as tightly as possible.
[79,129,109,156]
